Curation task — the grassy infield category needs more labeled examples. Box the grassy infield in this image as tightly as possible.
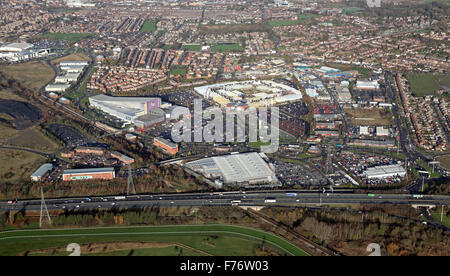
[0,224,308,256]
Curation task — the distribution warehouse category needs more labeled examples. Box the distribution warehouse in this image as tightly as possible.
[62,167,116,181]
[0,42,51,62]
[89,94,164,126]
[186,152,279,187]
[363,164,406,179]
[30,163,53,182]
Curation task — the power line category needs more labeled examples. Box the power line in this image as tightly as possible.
[127,164,136,195]
[40,187,52,228]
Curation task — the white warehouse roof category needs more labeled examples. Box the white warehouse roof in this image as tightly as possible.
[187,152,278,185]
[363,164,406,179]
[31,163,53,180]
[0,42,33,52]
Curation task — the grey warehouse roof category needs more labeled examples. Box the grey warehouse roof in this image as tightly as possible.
[63,167,115,174]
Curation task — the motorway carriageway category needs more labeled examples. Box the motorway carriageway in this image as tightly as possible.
[1,191,450,212]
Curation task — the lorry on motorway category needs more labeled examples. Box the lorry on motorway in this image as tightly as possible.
[231,200,241,206]
[367,194,375,197]
[85,198,92,202]
[286,193,297,197]
[412,194,424,199]
[114,196,126,200]
[264,198,277,203]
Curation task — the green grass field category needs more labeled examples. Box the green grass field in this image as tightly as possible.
[45,33,93,41]
[182,44,202,51]
[269,19,300,27]
[0,61,55,92]
[431,210,449,228]
[436,155,450,171]
[0,148,46,187]
[140,20,157,33]
[342,7,365,14]
[0,224,308,256]
[248,141,271,149]
[269,13,320,27]
[405,73,450,97]
[5,127,60,152]
[170,65,188,77]
[51,53,91,65]
[211,43,243,52]
[417,159,442,178]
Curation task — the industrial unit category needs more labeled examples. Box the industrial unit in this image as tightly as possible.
[110,151,135,165]
[62,167,115,181]
[363,164,406,179]
[89,94,162,124]
[45,84,71,92]
[30,163,54,182]
[153,137,178,155]
[0,42,50,62]
[186,152,279,187]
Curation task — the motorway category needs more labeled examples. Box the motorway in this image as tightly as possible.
[1,191,450,213]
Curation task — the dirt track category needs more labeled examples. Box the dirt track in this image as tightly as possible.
[22,241,212,256]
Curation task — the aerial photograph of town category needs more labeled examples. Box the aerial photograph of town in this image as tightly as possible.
[0,0,448,261]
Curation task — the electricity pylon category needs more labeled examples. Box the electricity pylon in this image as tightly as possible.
[127,164,136,195]
[40,188,52,228]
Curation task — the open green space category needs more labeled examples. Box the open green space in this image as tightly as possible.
[248,141,271,149]
[269,13,321,27]
[140,20,157,33]
[0,148,46,187]
[0,224,308,256]
[342,7,365,14]
[417,159,442,178]
[436,155,450,171]
[182,44,202,51]
[269,19,300,27]
[431,209,449,228]
[45,33,94,42]
[170,65,188,77]
[0,61,55,92]
[5,127,60,152]
[405,73,450,97]
[51,53,91,65]
[200,23,269,34]
[211,43,243,52]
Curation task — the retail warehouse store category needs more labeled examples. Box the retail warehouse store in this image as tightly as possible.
[62,167,116,181]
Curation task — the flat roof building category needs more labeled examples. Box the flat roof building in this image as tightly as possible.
[31,163,53,182]
[54,73,81,83]
[186,152,279,186]
[356,80,380,90]
[0,42,33,52]
[154,137,178,155]
[62,167,115,181]
[110,151,135,165]
[363,164,406,179]
[45,84,70,92]
[60,61,89,66]
[89,94,162,125]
